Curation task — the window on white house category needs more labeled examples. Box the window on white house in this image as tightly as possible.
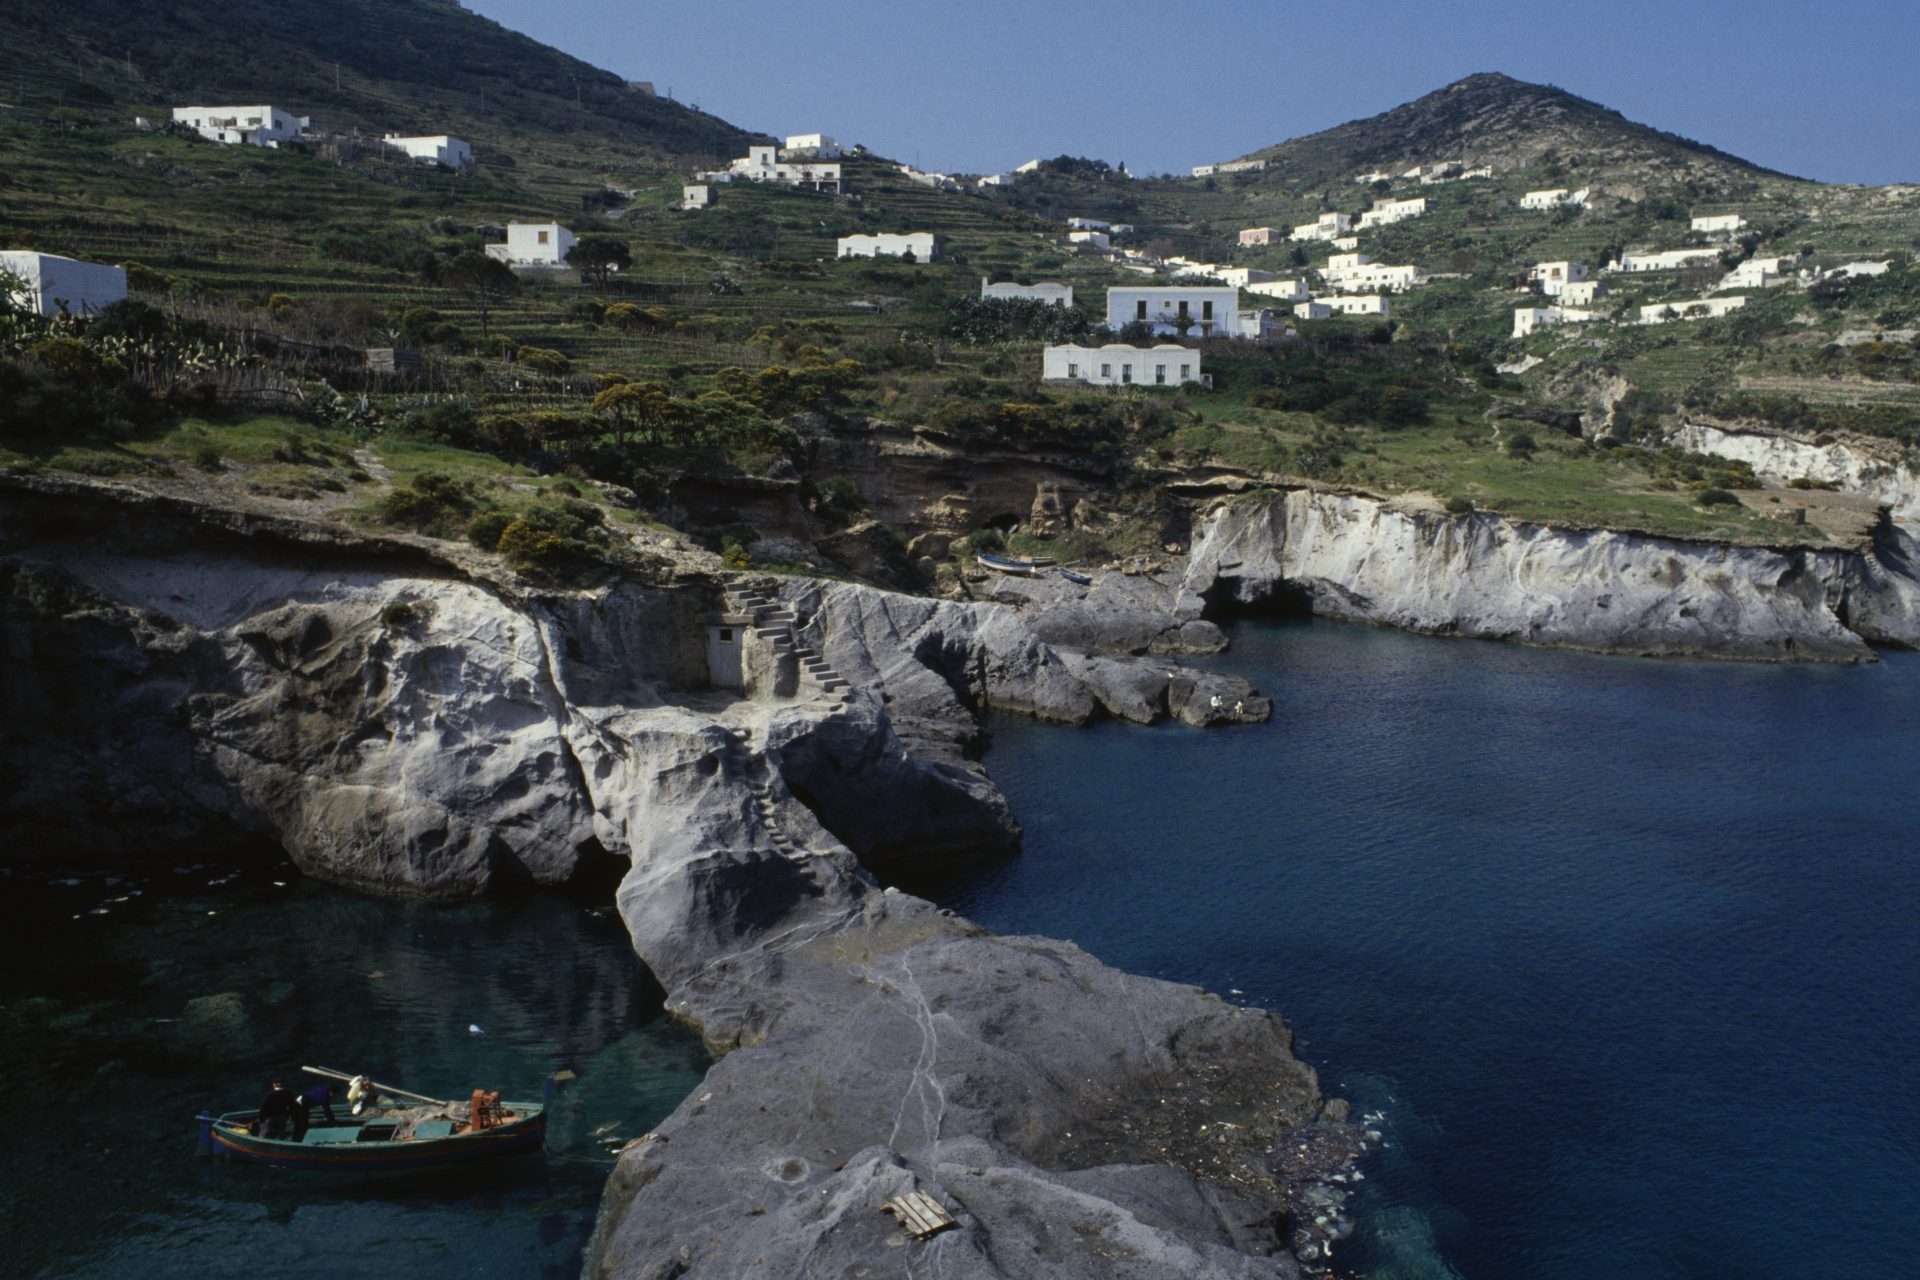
[1156,365,1166,384]
[1122,366,1132,383]
[1136,300,1147,320]
[1067,364,1079,378]
[1181,364,1191,380]
[538,231,550,244]
[1202,301,1214,320]
[1100,364,1111,378]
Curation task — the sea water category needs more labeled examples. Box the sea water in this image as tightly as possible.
[0,869,710,1279]
[942,619,1920,1280]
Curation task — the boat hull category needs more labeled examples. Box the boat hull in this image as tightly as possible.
[208,1105,547,1171]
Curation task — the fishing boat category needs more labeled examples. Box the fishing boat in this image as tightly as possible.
[1056,568,1093,586]
[976,551,1057,576]
[198,1065,549,1172]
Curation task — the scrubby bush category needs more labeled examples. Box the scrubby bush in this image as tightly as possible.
[1445,496,1476,515]
[1697,488,1739,506]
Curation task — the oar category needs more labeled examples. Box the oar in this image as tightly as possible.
[300,1064,451,1108]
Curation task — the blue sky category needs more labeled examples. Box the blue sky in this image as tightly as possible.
[466,0,1919,183]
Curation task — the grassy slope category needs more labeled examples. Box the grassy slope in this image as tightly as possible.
[3,26,1915,553]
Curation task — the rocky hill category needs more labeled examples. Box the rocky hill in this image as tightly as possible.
[1236,72,1801,192]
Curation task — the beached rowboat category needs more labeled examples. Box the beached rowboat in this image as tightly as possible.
[976,552,1057,576]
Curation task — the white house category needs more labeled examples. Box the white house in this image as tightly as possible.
[1246,278,1311,302]
[1291,212,1353,242]
[1690,213,1746,235]
[1322,253,1422,291]
[897,164,959,190]
[1191,164,1217,177]
[1719,255,1799,290]
[1322,294,1391,317]
[1067,217,1110,231]
[681,184,714,210]
[1529,261,1590,297]
[1637,296,1749,324]
[1512,306,1598,338]
[383,134,473,171]
[704,143,841,192]
[1218,159,1267,174]
[1067,230,1112,250]
[1560,280,1607,305]
[1014,159,1043,173]
[977,172,1015,188]
[1610,248,1721,273]
[784,133,841,158]
[1106,285,1237,338]
[1293,300,1333,320]
[1109,223,1136,235]
[1520,188,1590,211]
[1826,259,1891,280]
[0,250,127,317]
[1354,170,1395,184]
[1044,343,1204,388]
[1331,235,1360,251]
[171,104,308,147]
[1235,309,1289,341]
[1180,265,1273,287]
[838,232,938,261]
[982,278,1073,307]
[1358,197,1428,228]
[484,222,576,266]
[1406,161,1462,183]
[1239,226,1280,246]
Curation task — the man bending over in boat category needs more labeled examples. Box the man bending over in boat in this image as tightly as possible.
[256,1079,294,1139]
[291,1084,339,1141]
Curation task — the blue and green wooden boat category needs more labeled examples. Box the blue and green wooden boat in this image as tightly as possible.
[199,1067,549,1172]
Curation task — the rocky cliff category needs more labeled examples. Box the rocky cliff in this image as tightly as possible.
[1183,487,1920,661]
[1,475,1336,1278]
[1670,420,1920,523]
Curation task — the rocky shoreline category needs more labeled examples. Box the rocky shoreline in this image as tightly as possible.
[8,466,1920,1277]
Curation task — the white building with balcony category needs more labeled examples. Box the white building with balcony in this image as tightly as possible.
[1044,343,1204,388]
[0,251,127,317]
[171,104,308,147]
[1291,212,1353,242]
[383,134,473,170]
[1106,285,1237,338]
[484,222,576,266]
[1529,261,1590,297]
[838,232,938,261]
[982,279,1073,306]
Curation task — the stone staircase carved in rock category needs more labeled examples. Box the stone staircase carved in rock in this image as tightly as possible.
[725,725,812,861]
[722,583,851,703]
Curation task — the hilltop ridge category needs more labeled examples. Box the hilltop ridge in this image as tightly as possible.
[1232,72,1802,191]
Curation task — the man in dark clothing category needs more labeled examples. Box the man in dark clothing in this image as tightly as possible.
[257,1079,294,1139]
[291,1084,337,1141]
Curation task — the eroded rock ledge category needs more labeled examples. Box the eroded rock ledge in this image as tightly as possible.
[0,478,1327,1278]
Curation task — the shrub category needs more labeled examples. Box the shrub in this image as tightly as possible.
[516,346,571,376]
[466,510,514,550]
[1697,489,1739,506]
[1444,496,1476,515]
[380,601,416,628]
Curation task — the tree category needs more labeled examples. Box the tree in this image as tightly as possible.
[568,235,633,287]
[592,379,678,447]
[440,251,518,341]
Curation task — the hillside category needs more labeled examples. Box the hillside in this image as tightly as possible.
[1234,73,1801,194]
[2,0,756,166]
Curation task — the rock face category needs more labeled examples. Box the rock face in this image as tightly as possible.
[1,477,1333,1277]
[1671,420,1920,522]
[1185,488,1920,662]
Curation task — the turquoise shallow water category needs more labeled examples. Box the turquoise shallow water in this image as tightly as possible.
[0,869,710,1279]
[938,619,1920,1280]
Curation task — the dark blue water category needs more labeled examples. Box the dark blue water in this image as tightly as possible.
[941,620,1920,1280]
[0,868,711,1279]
